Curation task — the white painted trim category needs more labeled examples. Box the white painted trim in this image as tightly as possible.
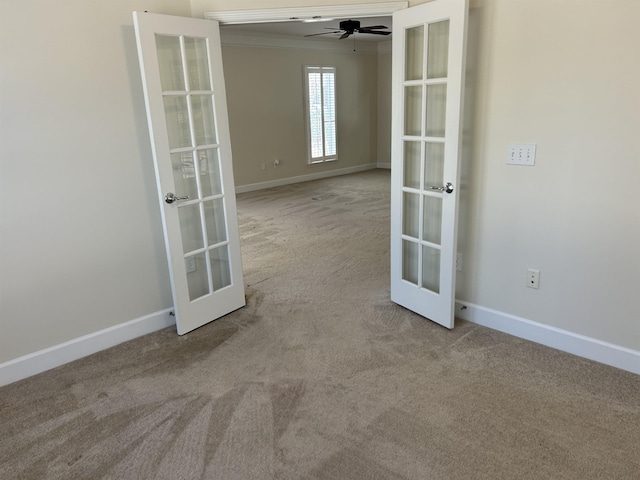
[204,2,408,24]
[220,30,380,53]
[455,301,640,375]
[377,162,391,169]
[235,163,378,193]
[0,309,175,387]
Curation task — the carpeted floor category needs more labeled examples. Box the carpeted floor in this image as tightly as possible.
[1,169,639,479]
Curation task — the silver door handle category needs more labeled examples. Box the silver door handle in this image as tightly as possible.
[164,192,189,204]
[429,182,454,194]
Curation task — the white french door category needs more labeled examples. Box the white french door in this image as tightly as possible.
[390,0,468,328]
[133,12,245,335]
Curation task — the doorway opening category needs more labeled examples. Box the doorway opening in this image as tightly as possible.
[208,4,399,192]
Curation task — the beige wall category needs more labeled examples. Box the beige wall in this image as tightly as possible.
[0,0,191,362]
[457,0,640,349]
[221,44,379,186]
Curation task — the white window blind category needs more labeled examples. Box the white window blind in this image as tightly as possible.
[305,66,337,163]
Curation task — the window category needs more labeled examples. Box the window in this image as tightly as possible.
[304,66,337,163]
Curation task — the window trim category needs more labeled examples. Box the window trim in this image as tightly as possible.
[303,65,337,164]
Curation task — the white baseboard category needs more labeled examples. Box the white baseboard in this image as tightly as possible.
[6,301,636,387]
[0,309,175,387]
[235,163,378,193]
[377,162,391,169]
[455,301,640,375]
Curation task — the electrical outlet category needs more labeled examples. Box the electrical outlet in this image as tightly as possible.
[185,257,196,274]
[507,144,536,166]
[527,268,540,289]
[274,159,280,168]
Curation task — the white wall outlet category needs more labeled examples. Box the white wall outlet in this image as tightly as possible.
[507,144,536,166]
[527,268,540,289]
[274,158,280,167]
[185,256,196,274]
[456,253,463,272]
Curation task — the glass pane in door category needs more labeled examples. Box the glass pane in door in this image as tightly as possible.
[163,96,192,148]
[171,151,197,200]
[210,245,231,291]
[404,86,423,136]
[427,20,450,79]
[187,252,209,301]
[423,195,442,245]
[403,141,421,189]
[402,192,420,238]
[425,84,447,137]
[204,199,227,245]
[184,37,211,91]
[178,204,204,254]
[156,35,185,91]
[402,240,419,285]
[198,148,222,197]
[424,142,445,187]
[405,25,424,81]
[191,95,217,146]
[422,245,440,293]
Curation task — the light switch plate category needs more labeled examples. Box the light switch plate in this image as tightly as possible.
[507,144,536,166]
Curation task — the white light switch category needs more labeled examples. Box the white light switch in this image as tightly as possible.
[507,144,536,166]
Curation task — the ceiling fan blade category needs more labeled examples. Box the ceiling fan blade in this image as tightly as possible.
[304,31,342,37]
[340,32,352,39]
[359,30,391,35]
[359,25,389,30]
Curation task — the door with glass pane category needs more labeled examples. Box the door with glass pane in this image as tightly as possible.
[390,0,467,328]
[133,12,245,335]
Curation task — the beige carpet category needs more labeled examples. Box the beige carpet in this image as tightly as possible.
[1,169,639,479]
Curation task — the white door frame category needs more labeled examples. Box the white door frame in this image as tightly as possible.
[203,2,408,25]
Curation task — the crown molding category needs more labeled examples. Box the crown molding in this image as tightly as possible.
[204,2,408,24]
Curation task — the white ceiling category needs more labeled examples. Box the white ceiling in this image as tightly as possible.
[220,16,392,43]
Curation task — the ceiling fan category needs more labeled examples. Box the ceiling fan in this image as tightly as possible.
[305,20,391,40]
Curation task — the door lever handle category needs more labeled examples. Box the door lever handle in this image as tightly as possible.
[164,192,189,204]
[429,182,454,194]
